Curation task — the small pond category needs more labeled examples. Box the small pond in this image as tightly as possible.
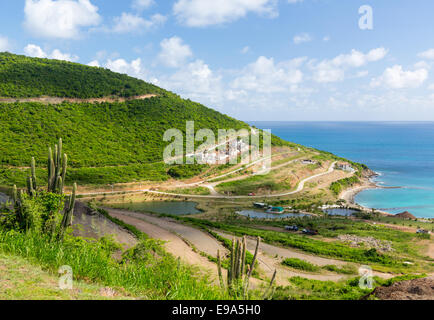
[237,210,308,219]
[323,208,359,216]
[115,201,201,216]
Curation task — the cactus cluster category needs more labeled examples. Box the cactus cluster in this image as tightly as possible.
[11,138,77,240]
[217,236,276,299]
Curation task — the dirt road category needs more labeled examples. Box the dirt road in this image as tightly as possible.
[106,209,221,279]
[106,208,227,258]
[0,94,158,104]
[103,208,396,285]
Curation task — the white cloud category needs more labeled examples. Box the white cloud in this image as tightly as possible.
[24,44,46,58]
[323,36,330,42]
[355,70,369,78]
[87,56,152,80]
[0,36,11,52]
[231,56,303,93]
[310,48,388,83]
[371,65,428,89]
[158,36,193,68]
[87,60,100,67]
[241,46,250,54]
[112,13,166,33]
[293,33,311,44]
[105,58,144,78]
[414,61,430,69]
[332,48,388,68]
[50,49,79,61]
[418,49,434,60]
[158,59,223,104]
[173,0,278,27]
[132,0,155,11]
[24,44,79,61]
[428,83,434,90]
[24,0,101,39]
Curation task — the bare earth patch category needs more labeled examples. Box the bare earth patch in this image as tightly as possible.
[370,276,434,300]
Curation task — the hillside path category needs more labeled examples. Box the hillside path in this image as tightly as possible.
[0,94,158,104]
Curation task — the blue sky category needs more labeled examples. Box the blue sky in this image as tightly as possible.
[1,0,434,121]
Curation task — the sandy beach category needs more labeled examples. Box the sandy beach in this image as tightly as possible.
[339,179,395,216]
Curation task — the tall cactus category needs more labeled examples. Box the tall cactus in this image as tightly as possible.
[48,138,67,194]
[26,176,35,197]
[58,183,77,240]
[12,185,17,206]
[217,236,276,299]
[31,157,37,190]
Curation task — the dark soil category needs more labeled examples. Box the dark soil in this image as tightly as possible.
[371,276,434,300]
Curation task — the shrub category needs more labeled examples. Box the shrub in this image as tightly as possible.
[282,258,320,272]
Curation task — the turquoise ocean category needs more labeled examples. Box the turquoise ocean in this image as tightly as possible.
[250,122,434,218]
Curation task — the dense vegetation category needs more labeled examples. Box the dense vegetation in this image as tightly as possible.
[330,175,361,195]
[0,93,250,186]
[0,96,247,168]
[0,53,163,98]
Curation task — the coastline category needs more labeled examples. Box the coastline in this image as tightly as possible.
[339,178,395,216]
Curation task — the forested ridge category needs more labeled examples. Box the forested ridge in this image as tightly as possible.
[0,52,164,98]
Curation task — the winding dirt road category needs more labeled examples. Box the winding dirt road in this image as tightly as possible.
[78,161,337,200]
[106,208,222,281]
[107,208,227,258]
[143,161,337,199]
[103,207,397,285]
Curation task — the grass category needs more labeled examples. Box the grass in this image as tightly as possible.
[281,258,320,272]
[272,274,425,300]
[167,187,211,196]
[251,215,432,261]
[177,218,401,267]
[107,203,433,273]
[0,229,230,300]
[322,264,358,275]
[281,258,358,275]
[215,173,293,195]
[0,252,133,300]
[273,276,371,300]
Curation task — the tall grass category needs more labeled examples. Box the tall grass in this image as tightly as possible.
[0,230,230,300]
[282,258,320,272]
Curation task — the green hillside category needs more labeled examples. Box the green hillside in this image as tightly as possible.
[0,52,163,98]
[0,53,262,186]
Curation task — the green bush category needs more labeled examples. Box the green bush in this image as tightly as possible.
[330,176,360,195]
[323,264,358,275]
[282,258,320,272]
[168,164,208,179]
